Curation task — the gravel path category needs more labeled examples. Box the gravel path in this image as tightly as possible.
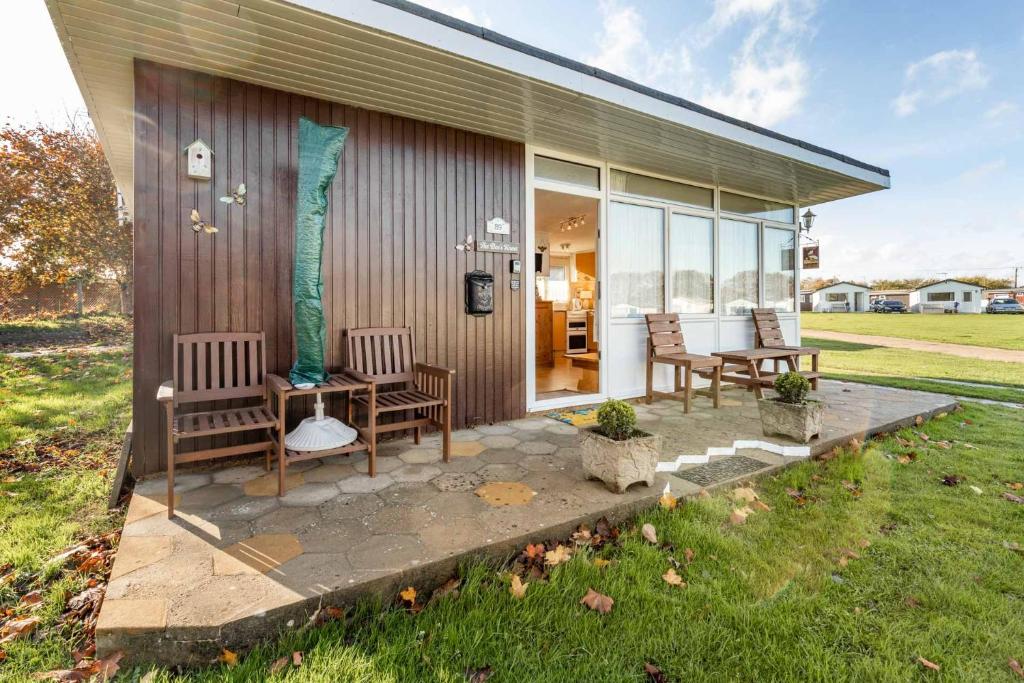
[804,330,1024,363]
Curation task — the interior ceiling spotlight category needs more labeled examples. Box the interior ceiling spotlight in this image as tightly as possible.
[560,242,571,252]
[559,215,585,232]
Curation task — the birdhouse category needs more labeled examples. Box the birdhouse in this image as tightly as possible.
[183,138,213,180]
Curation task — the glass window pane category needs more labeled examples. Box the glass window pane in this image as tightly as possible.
[764,227,796,312]
[610,170,713,210]
[720,218,759,315]
[669,214,714,314]
[535,156,600,190]
[608,202,664,318]
[721,191,795,223]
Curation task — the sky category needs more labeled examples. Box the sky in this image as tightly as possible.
[4,0,1023,284]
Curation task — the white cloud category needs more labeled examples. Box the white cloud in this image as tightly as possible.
[958,158,1006,183]
[892,49,989,117]
[984,100,1019,121]
[413,0,493,27]
[585,0,815,128]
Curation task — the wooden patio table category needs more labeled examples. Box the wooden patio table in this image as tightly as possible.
[267,371,377,495]
[711,347,820,399]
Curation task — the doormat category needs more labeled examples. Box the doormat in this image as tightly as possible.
[675,456,767,487]
[547,408,598,427]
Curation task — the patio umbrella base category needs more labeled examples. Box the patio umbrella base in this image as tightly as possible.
[285,416,357,452]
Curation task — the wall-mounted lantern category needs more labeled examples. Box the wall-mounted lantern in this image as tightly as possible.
[800,209,816,234]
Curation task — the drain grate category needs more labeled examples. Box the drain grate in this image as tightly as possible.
[676,456,767,487]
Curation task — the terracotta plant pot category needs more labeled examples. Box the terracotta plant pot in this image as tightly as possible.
[758,398,824,443]
[579,428,662,493]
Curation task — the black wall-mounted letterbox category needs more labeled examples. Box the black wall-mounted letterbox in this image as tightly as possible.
[465,270,494,317]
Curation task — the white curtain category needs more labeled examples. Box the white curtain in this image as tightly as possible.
[720,218,759,315]
[608,202,664,318]
[670,214,714,314]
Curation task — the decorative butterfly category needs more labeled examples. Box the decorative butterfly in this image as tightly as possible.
[190,208,218,234]
[219,182,246,206]
[455,234,474,251]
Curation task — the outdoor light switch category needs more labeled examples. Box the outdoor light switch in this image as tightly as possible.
[510,259,521,274]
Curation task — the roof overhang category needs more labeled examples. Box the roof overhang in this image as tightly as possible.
[46,0,890,215]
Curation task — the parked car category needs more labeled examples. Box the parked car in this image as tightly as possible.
[870,299,907,313]
[986,298,1024,314]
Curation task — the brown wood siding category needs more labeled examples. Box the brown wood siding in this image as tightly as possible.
[132,61,526,476]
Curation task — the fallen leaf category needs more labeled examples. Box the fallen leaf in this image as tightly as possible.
[644,662,668,682]
[941,474,964,487]
[509,574,527,599]
[400,586,418,604]
[849,438,862,452]
[730,507,752,525]
[1004,493,1024,505]
[0,649,5,663]
[593,558,611,569]
[580,588,614,614]
[684,547,695,564]
[917,656,940,671]
[970,486,983,495]
[915,415,924,426]
[662,568,686,588]
[95,651,124,680]
[732,487,758,503]
[841,480,863,497]
[697,488,711,499]
[219,649,238,668]
[269,657,289,674]
[544,544,573,567]
[0,616,40,643]
[897,453,917,465]
[524,543,545,560]
[429,578,461,604]
[19,590,43,607]
[1008,482,1024,491]
[904,596,922,608]
[291,651,302,668]
[1009,658,1024,679]
[933,440,952,450]
[465,665,493,682]
[659,488,678,511]
[785,488,809,506]
[752,499,772,512]
[571,526,592,544]
[641,523,658,545]
[857,538,871,549]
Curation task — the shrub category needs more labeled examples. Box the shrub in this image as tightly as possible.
[774,372,810,405]
[596,399,637,441]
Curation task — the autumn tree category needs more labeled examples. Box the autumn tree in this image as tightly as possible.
[0,121,132,313]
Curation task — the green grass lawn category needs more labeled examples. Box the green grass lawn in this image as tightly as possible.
[804,337,1024,404]
[802,312,1024,351]
[107,401,1021,682]
[0,313,131,351]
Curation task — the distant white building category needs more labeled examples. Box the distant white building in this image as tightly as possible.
[810,282,871,312]
[909,279,984,313]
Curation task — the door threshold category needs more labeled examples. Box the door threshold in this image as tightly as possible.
[528,392,605,413]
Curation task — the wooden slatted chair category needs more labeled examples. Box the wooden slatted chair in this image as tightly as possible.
[343,327,454,460]
[157,332,279,518]
[750,308,820,388]
[644,313,722,413]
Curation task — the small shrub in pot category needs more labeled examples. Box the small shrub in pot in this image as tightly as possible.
[580,399,661,493]
[757,372,823,443]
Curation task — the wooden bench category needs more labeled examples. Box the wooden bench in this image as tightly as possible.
[158,332,280,518]
[751,308,820,389]
[643,313,722,413]
[343,327,454,460]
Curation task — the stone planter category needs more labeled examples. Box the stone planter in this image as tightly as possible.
[758,398,824,443]
[579,428,662,493]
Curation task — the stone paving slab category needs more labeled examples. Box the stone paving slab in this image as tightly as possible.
[100,381,955,666]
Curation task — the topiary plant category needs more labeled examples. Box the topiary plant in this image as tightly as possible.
[774,371,810,405]
[596,398,637,441]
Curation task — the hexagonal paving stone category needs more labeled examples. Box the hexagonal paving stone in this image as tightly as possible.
[211,465,268,485]
[431,472,484,493]
[295,520,373,554]
[178,484,244,510]
[478,463,526,482]
[218,533,303,574]
[476,424,517,436]
[477,448,524,464]
[322,451,367,466]
[392,464,443,483]
[516,440,558,455]
[418,518,488,556]
[279,482,341,507]
[544,422,578,436]
[243,471,304,497]
[507,418,550,431]
[480,435,519,449]
[252,506,321,535]
[378,482,440,507]
[450,429,483,442]
[207,495,280,521]
[475,481,536,506]
[435,456,485,473]
[353,456,404,474]
[398,448,443,465]
[336,473,395,494]
[273,552,353,593]
[347,534,423,571]
[520,454,567,472]
[135,473,211,495]
[319,493,384,520]
[364,506,434,534]
[449,441,486,458]
[303,463,358,483]
[423,491,487,518]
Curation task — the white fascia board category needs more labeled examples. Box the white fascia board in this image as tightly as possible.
[284,0,890,189]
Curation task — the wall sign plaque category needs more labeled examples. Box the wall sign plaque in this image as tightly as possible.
[477,240,519,254]
[486,217,510,235]
[802,245,820,270]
